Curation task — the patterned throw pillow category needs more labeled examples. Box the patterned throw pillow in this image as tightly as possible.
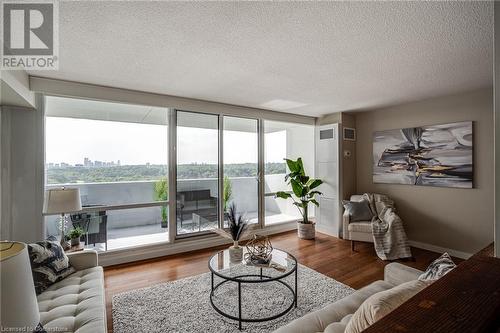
[418,252,456,281]
[28,241,76,294]
[342,200,374,222]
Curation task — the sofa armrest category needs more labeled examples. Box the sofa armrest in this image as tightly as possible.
[67,250,98,270]
[342,210,350,239]
[384,263,423,286]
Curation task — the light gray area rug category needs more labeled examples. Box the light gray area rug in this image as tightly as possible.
[113,264,354,333]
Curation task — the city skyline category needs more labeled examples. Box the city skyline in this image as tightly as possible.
[45,158,284,168]
[46,157,121,169]
[46,117,286,165]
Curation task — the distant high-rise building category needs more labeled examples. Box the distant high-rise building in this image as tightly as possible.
[84,157,93,167]
[117,160,121,166]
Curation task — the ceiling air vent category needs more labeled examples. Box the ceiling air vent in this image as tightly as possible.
[343,127,356,141]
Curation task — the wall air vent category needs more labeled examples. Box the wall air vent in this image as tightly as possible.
[343,127,356,141]
[319,128,334,140]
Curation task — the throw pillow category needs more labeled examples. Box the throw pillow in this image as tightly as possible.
[345,280,430,333]
[27,240,76,294]
[418,252,456,281]
[342,200,373,222]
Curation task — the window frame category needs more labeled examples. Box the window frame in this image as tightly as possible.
[42,93,316,253]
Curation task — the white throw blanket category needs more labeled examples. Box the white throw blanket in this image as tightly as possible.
[363,193,412,260]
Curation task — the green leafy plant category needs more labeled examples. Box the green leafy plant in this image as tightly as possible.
[154,178,168,224]
[275,158,323,224]
[223,175,232,212]
[68,227,84,240]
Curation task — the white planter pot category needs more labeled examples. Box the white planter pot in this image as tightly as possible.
[297,222,315,239]
[229,241,243,262]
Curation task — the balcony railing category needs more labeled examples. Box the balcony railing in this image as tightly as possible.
[44,175,306,251]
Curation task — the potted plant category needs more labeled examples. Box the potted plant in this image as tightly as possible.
[154,178,168,228]
[212,202,252,262]
[223,175,232,214]
[275,158,323,239]
[68,227,84,246]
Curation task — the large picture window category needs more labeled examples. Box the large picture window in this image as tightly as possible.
[44,96,169,251]
[44,96,317,252]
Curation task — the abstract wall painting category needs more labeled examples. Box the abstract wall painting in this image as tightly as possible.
[373,121,473,188]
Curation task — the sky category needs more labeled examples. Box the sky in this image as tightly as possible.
[46,117,287,165]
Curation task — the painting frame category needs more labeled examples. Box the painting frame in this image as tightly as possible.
[372,121,473,189]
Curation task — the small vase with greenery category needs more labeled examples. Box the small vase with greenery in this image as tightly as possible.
[212,202,252,262]
[275,158,323,239]
[154,178,168,228]
[68,227,84,246]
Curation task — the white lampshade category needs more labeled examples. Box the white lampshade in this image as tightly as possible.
[0,241,41,330]
[43,187,82,214]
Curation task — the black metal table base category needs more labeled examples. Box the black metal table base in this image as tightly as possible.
[209,270,298,330]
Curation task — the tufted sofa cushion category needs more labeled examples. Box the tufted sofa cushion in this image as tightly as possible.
[37,266,106,333]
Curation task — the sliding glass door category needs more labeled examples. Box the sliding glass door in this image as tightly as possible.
[176,111,219,236]
[174,111,317,236]
[264,120,315,225]
[223,117,259,226]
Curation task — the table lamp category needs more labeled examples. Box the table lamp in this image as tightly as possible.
[0,241,44,332]
[43,187,82,250]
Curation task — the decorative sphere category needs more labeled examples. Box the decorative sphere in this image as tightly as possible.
[245,234,273,264]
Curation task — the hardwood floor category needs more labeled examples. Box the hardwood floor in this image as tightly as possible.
[104,231,459,332]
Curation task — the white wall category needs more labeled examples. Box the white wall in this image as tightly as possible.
[0,104,44,242]
[1,70,36,108]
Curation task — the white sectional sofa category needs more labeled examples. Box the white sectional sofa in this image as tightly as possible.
[274,263,423,333]
[36,250,106,333]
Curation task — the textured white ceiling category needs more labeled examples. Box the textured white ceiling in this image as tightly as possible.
[30,1,493,117]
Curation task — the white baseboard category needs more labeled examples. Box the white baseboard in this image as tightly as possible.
[408,240,472,259]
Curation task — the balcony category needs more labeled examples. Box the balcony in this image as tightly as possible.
[45,175,303,251]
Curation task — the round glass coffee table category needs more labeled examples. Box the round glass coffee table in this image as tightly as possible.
[208,248,297,330]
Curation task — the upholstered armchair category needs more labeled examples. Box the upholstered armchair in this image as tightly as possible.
[342,195,373,251]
